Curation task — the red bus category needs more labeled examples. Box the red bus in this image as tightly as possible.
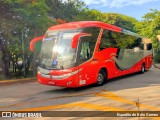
[30,21,152,88]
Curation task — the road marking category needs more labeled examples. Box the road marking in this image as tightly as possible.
[95,90,160,111]
[14,102,126,111]
[15,102,81,111]
[0,92,96,109]
[1,88,159,119]
[1,89,159,112]
[13,102,159,120]
[75,103,126,111]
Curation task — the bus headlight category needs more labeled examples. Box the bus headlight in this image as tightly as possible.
[51,69,82,80]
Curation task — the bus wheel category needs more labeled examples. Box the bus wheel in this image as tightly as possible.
[140,63,145,74]
[96,70,106,86]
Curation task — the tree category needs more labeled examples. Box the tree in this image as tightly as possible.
[46,0,86,22]
[105,13,138,32]
[0,0,54,78]
[74,9,138,32]
[135,9,160,62]
[135,9,160,48]
[74,9,106,21]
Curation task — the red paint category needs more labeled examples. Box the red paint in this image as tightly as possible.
[48,21,121,33]
[30,35,44,51]
[72,33,91,48]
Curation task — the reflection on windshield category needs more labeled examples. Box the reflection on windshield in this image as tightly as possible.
[39,29,81,70]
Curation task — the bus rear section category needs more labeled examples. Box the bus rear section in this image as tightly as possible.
[143,38,152,70]
[30,21,152,88]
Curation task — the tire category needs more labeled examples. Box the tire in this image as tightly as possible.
[140,63,145,74]
[96,70,106,86]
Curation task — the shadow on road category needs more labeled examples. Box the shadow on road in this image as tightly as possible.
[1,67,159,111]
[41,67,160,95]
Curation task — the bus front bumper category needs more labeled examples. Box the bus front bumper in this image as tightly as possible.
[37,73,79,88]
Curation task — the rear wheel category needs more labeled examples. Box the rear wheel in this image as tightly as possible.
[140,63,145,74]
[96,70,106,86]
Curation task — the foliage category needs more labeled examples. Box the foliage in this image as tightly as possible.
[154,52,160,63]
[135,9,160,62]
[106,13,138,32]
[135,9,160,48]
[0,0,54,78]
[46,0,86,22]
[74,9,139,32]
[74,9,106,21]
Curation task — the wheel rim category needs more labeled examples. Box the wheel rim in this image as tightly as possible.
[97,73,104,84]
[142,65,145,72]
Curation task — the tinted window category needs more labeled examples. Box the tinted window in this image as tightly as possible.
[146,43,152,50]
[76,27,100,64]
[99,30,116,50]
[100,29,143,50]
[79,41,90,60]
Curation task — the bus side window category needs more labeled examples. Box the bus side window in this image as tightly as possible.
[99,39,106,50]
[80,42,90,60]
[130,37,143,50]
[99,30,115,50]
[146,43,152,50]
[76,27,100,65]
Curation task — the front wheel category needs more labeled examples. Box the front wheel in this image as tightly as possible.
[96,70,106,86]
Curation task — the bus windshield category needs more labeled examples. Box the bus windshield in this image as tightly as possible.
[39,29,81,70]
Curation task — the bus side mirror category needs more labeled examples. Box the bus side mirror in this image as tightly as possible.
[72,33,92,48]
[30,35,44,52]
[146,43,152,50]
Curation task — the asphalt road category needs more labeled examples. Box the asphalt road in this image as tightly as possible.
[0,66,160,120]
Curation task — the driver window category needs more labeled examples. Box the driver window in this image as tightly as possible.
[76,27,100,65]
[80,42,90,59]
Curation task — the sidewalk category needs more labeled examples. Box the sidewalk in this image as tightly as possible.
[0,77,36,86]
[153,63,160,69]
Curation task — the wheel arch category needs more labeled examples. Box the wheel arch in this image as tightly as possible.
[101,67,108,74]
[99,67,108,79]
[95,67,108,86]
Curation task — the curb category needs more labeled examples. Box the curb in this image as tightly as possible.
[0,77,37,86]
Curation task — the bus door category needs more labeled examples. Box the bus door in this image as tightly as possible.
[76,36,98,86]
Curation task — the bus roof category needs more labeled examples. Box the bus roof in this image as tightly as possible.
[47,21,142,38]
[48,21,121,33]
[122,29,141,38]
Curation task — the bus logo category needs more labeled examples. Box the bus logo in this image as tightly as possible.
[2,112,11,117]
[52,59,58,66]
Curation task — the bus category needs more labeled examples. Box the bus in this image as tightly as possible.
[30,21,152,88]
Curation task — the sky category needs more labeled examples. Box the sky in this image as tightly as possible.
[80,0,160,20]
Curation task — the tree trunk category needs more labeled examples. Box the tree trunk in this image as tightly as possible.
[2,53,10,78]
[33,26,38,76]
